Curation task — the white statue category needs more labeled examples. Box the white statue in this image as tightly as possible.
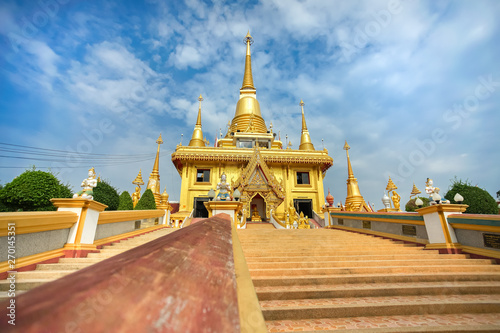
[73,167,98,199]
[425,178,449,205]
[216,172,232,201]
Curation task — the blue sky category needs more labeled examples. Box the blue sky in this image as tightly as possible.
[1,0,499,208]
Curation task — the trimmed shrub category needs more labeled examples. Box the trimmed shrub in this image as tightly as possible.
[93,180,120,211]
[445,179,497,214]
[0,169,72,211]
[405,197,430,212]
[118,191,134,210]
[135,189,157,210]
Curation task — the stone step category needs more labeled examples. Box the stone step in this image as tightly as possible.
[58,258,102,264]
[36,263,95,270]
[256,282,500,300]
[245,253,469,262]
[247,259,494,269]
[265,313,500,332]
[261,294,500,321]
[0,279,53,291]
[252,272,500,288]
[243,248,430,257]
[14,270,76,280]
[250,265,500,277]
[0,290,26,303]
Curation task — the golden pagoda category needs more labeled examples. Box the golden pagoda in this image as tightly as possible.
[146,134,163,205]
[343,141,370,211]
[171,33,333,222]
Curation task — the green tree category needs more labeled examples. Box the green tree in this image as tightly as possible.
[134,189,157,210]
[405,197,430,212]
[117,191,134,210]
[93,180,119,211]
[445,178,497,214]
[0,169,72,211]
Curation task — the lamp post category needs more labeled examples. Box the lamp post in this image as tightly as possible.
[233,188,241,201]
[432,193,441,204]
[208,189,215,201]
[454,193,464,204]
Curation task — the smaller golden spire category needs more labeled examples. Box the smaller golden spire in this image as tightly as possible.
[189,94,206,147]
[152,134,163,174]
[147,134,163,205]
[299,100,315,151]
[343,141,354,180]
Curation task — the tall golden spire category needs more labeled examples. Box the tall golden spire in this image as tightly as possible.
[241,31,255,90]
[343,141,369,211]
[299,100,315,151]
[188,94,206,147]
[343,141,354,180]
[147,134,163,204]
[230,32,267,134]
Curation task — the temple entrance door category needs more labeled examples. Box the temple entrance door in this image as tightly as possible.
[294,199,313,219]
[250,194,266,221]
[193,197,209,218]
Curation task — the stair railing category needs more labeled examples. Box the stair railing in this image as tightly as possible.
[180,209,194,228]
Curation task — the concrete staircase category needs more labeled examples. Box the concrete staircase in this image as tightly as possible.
[238,227,500,332]
[0,227,175,301]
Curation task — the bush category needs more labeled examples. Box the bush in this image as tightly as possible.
[93,180,119,211]
[405,197,430,212]
[0,169,72,211]
[118,191,134,210]
[445,179,497,214]
[135,189,157,210]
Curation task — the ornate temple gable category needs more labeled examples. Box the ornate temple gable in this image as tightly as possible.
[233,147,285,200]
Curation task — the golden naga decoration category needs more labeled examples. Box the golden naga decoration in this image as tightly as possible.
[410,183,421,199]
[297,212,310,229]
[73,167,98,199]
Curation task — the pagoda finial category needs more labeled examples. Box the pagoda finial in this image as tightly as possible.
[241,31,255,90]
[344,141,354,180]
[152,134,163,174]
[189,94,206,147]
[299,100,314,151]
